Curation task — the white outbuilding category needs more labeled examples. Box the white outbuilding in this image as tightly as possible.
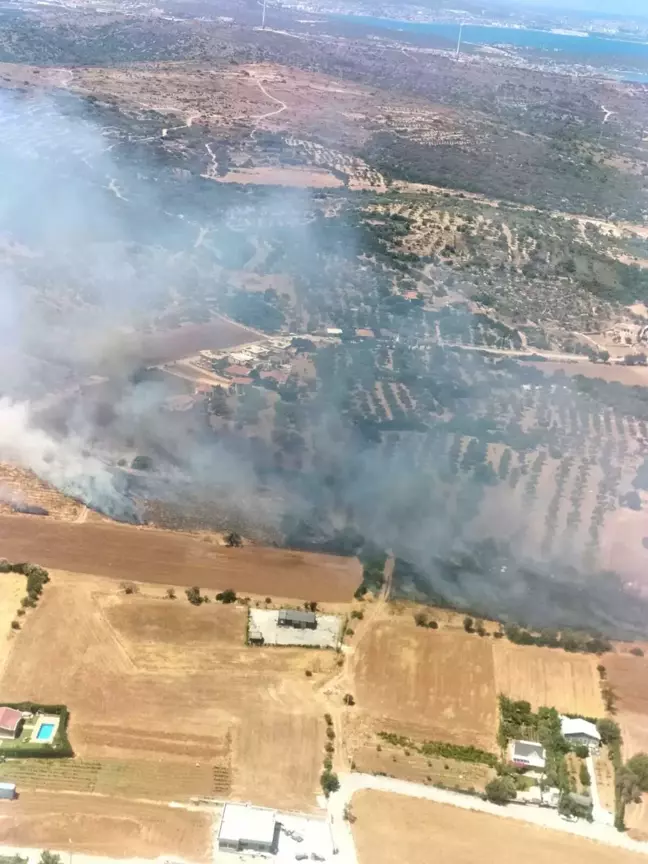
[560,716,601,752]
[217,803,279,854]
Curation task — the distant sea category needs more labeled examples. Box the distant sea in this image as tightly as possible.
[329,15,648,78]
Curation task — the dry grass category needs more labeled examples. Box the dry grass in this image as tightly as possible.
[0,789,212,861]
[0,462,84,521]
[352,620,498,750]
[351,791,647,864]
[492,640,605,716]
[352,744,494,791]
[0,571,25,648]
[0,571,334,811]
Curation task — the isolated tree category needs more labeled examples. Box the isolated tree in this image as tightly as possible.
[579,761,591,787]
[225,531,243,548]
[320,770,340,796]
[166,588,176,600]
[414,611,428,627]
[217,589,237,604]
[40,853,62,864]
[185,586,203,606]
[485,776,517,805]
[597,718,621,745]
[343,693,355,706]
[463,616,474,633]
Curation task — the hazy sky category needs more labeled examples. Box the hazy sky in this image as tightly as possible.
[509,0,645,15]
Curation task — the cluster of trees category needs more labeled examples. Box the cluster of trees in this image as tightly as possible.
[504,624,612,655]
[320,713,340,796]
[0,560,50,630]
[186,587,237,606]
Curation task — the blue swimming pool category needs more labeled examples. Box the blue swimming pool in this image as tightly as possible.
[36,723,55,741]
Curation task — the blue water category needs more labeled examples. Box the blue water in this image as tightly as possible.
[36,723,54,741]
[330,15,648,67]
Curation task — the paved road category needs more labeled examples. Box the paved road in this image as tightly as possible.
[327,773,648,862]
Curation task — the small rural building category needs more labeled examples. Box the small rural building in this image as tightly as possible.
[560,716,601,752]
[0,783,16,800]
[509,739,546,770]
[278,609,317,630]
[217,803,278,854]
[0,707,23,740]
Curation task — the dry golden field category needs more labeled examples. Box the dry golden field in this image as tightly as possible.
[0,570,26,655]
[492,640,605,716]
[352,620,498,750]
[0,571,334,811]
[0,790,212,861]
[351,791,648,864]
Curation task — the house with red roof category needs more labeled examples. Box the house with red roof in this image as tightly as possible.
[0,707,23,739]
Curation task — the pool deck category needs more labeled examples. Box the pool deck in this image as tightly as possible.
[30,714,60,744]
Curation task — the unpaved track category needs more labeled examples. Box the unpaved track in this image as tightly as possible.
[0,515,361,601]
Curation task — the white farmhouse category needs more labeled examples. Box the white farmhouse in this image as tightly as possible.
[509,739,546,770]
[560,716,601,752]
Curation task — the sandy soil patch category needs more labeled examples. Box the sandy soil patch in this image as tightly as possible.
[352,621,498,750]
[492,640,604,717]
[0,515,361,602]
[0,790,212,861]
[0,571,332,810]
[350,790,646,864]
[209,166,344,188]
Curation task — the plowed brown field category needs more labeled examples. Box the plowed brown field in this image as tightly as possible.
[351,791,647,864]
[605,653,648,756]
[0,571,334,811]
[492,640,605,717]
[0,515,361,601]
[352,621,498,750]
[135,317,261,364]
[0,790,212,861]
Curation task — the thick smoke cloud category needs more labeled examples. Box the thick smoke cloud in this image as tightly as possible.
[0,87,646,636]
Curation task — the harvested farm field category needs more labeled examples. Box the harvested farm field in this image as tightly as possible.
[605,652,648,756]
[352,620,498,750]
[0,571,332,810]
[0,789,212,862]
[133,317,262,364]
[0,515,361,601]
[492,640,605,717]
[351,791,647,864]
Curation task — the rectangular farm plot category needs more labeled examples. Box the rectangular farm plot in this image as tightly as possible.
[248,608,342,648]
[0,789,212,862]
[605,653,648,756]
[353,623,498,750]
[492,640,604,717]
[0,570,331,809]
[351,791,647,864]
